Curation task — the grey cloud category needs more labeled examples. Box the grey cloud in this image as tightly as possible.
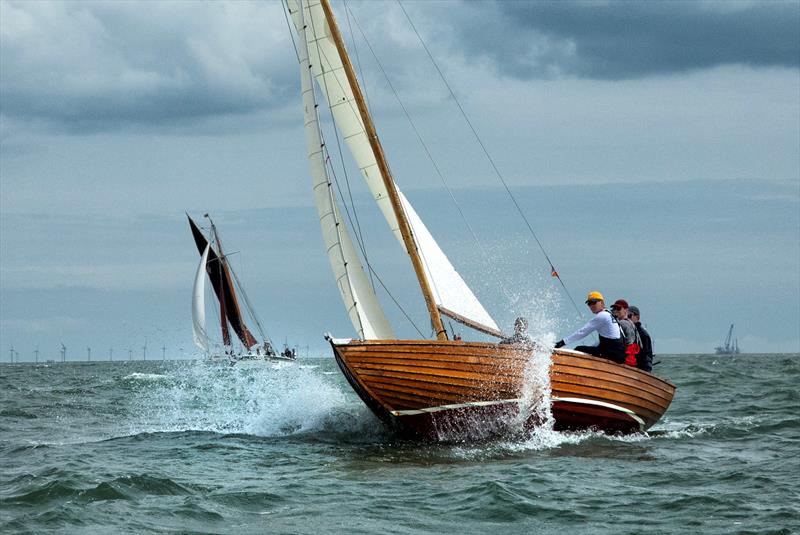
[446,0,800,80]
[0,1,299,131]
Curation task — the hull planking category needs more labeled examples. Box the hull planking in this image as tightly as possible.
[331,339,675,441]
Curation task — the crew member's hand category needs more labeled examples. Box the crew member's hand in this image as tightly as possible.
[554,340,565,348]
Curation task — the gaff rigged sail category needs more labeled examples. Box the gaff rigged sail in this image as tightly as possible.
[187,215,258,348]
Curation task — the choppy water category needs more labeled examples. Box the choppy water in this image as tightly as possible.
[1,354,798,534]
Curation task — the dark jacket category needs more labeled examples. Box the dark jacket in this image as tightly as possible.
[634,322,653,372]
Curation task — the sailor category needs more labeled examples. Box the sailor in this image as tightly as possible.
[629,306,653,372]
[500,317,533,347]
[554,291,626,363]
[610,299,641,366]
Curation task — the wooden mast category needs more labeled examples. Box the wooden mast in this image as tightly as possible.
[319,0,447,340]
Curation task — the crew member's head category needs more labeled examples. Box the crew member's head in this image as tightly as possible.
[585,291,605,314]
[611,299,629,319]
[629,306,641,323]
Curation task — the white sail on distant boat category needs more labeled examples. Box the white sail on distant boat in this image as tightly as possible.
[187,214,297,362]
[192,244,212,354]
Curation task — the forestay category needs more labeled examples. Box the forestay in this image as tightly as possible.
[288,0,499,337]
[295,0,394,340]
[192,244,211,352]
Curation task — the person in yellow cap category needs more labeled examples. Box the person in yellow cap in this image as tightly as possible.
[554,291,627,363]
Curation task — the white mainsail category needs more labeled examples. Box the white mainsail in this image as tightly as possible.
[289,0,499,336]
[296,0,394,340]
[192,244,211,352]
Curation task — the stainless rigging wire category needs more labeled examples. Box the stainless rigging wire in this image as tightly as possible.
[396,0,584,319]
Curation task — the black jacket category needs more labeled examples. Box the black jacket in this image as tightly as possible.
[634,322,653,372]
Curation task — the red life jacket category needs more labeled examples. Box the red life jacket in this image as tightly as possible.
[625,343,640,366]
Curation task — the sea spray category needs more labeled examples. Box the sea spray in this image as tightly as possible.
[126,360,385,440]
[515,343,554,434]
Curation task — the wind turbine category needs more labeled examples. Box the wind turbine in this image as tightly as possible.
[109,347,114,361]
[87,346,91,362]
[60,343,66,363]
[128,347,133,361]
[34,346,39,363]
[162,344,166,360]
[142,339,147,360]
[8,345,14,363]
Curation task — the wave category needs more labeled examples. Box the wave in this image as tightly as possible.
[124,360,387,443]
[0,409,38,419]
[122,372,169,381]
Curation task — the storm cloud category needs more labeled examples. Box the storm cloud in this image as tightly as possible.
[446,0,800,80]
[0,1,297,130]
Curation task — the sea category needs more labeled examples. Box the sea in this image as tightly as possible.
[1,354,798,534]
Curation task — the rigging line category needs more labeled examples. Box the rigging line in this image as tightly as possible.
[344,4,516,308]
[396,0,583,319]
[325,152,425,337]
[343,0,371,111]
[307,7,376,292]
[364,263,426,338]
[318,112,377,292]
[229,253,272,345]
[282,0,300,61]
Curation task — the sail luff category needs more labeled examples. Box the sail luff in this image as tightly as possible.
[317,0,447,340]
[295,0,394,340]
[192,244,212,352]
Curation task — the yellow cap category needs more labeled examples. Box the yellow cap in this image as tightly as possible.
[585,291,604,303]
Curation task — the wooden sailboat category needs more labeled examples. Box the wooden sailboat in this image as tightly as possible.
[188,214,296,362]
[287,0,674,439]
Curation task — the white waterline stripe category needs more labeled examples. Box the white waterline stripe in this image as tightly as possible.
[552,397,646,429]
[390,396,645,430]
[390,399,520,416]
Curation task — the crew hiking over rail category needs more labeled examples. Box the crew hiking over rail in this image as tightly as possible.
[555,291,627,364]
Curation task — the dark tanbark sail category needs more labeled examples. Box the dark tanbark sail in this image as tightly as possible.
[187,215,258,348]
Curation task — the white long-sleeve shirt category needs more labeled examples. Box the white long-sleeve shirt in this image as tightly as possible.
[563,309,621,346]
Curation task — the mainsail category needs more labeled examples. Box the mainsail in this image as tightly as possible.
[187,215,258,348]
[288,0,500,337]
[192,244,212,352]
[296,1,393,340]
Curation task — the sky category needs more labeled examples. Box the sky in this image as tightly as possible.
[1,0,798,361]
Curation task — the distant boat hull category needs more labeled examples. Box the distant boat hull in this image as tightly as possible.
[331,339,675,441]
[208,352,297,363]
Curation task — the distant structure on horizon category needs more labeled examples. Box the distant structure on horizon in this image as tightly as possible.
[715,324,741,355]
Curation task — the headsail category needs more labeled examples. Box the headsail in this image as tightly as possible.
[288,0,499,337]
[295,0,393,340]
[398,192,501,337]
[192,244,212,352]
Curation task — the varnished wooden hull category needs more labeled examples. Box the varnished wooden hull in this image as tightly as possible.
[331,339,675,441]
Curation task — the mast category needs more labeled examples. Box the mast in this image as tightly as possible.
[206,215,233,347]
[319,0,447,340]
